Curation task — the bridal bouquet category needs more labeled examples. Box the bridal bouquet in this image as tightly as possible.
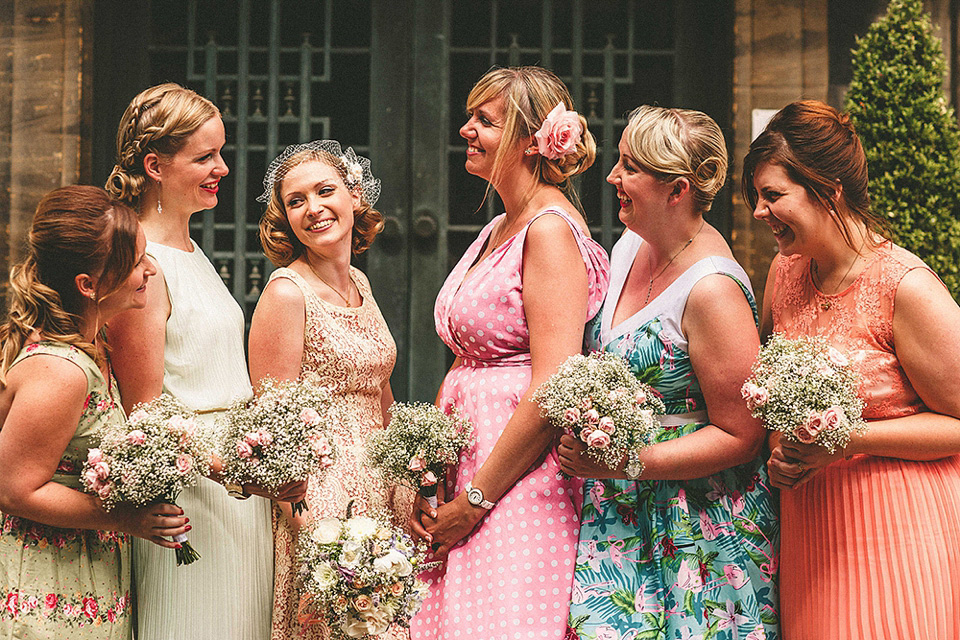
[742,333,866,453]
[217,377,336,516]
[366,402,474,509]
[297,509,434,638]
[533,351,665,475]
[81,394,214,565]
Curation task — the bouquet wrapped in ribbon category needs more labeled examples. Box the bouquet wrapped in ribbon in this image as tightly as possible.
[297,506,435,638]
[533,351,665,476]
[742,333,867,453]
[366,402,474,509]
[81,394,214,565]
[217,377,336,516]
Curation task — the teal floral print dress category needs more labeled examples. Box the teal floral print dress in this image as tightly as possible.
[1,341,132,640]
[568,232,779,640]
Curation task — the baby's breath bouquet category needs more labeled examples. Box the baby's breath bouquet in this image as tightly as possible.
[533,351,665,475]
[742,333,867,453]
[366,402,474,509]
[297,507,435,638]
[217,377,336,516]
[81,394,214,565]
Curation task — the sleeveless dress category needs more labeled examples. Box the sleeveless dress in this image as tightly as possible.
[267,266,412,640]
[569,231,779,640]
[133,240,273,640]
[773,242,960,639]
[411,208,611,640]
[0,341,132,640]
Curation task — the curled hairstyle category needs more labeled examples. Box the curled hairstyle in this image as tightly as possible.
[624,105,728,213]
[741,100,888,246]
[467,66,596,204]
[0,186,140,384]
[106,82,219,209]
[259,149,384,267]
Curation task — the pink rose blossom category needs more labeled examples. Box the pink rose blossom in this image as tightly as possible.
[563,407,581,423]
[577,398,593,411]
[86,448,103,465]
[822,406,846,431]
[723,564,750,589]
[585,430,611,449]
[634,389,648,405]
[794,412,824,444]
[243,431,261,447]
[583,409,600,425]
[236,441,254,459]
[741,383,769,410]
[598,416,616,434]
[389,582,404,596]
[407,454,426,472]
[300,407,322,426]
[93,461,111,480]
[310,435,332,457]
[97,483,112,500]
[126,430,147,445]
[175,454,193,475]
[533,102,583,159]
[83,468,101,490]
[107,609,117,623]
[254,429,273,447]
[421,470,438,486]
[827,347,848,368]
[44,594,57,610]
[5,592,18,616]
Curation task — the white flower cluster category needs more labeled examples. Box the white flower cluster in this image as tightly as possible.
[82,394,213,511]
[742,333,867,453]
[533,351,665,472]
[366,402,474,499]
[297,513,434,639]
[217,377,337,506]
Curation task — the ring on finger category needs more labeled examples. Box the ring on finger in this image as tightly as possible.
[797,462,805,473]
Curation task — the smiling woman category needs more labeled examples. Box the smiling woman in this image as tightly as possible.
[249,140,411,640]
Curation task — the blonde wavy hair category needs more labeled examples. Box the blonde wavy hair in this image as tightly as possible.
[105,83,219,209]
[259,149,384,267]
[0,186,140,385]
[624,105,729,213]
[466,66,596,209]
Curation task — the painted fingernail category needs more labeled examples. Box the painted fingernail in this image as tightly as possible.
[185,517,189,523]
[179,508,184,515]
[185,525,192,532]
[176,544,182,549]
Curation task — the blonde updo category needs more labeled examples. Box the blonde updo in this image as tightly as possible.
[624,106,728,213]
[106,83,219,209]
[259,149,384,267]
[0,186,140,384]
[467,66,596,196]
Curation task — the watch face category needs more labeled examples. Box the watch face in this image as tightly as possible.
[467,487,483,506]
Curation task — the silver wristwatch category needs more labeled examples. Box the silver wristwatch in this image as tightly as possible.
[624,460,644,481]
[465,481,495,509]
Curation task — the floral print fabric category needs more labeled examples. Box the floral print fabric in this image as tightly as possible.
[569,233,779,640]
[1,341,132,640]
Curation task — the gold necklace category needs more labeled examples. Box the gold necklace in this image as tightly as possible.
[306,260,353,307]
[643,219,705,305]
[811,237,866,311]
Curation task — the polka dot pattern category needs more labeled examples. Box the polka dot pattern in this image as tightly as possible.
[412,210,609,639]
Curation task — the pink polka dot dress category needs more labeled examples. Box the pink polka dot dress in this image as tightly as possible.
[411,208,610,640]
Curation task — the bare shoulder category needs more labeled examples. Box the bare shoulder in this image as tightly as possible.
[686,271,753,319]
[526,208,584,251]
[6,352,88,401]
[254,274,306,322]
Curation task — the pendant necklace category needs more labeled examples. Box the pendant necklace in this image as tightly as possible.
[644,219,705,305]
[812,236,866,311]
[306,260,353,307]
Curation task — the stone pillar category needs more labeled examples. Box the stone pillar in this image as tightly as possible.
[731,0,828,301]
[0,0,92,287]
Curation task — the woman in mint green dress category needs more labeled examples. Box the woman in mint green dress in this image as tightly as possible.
[0,186,188,639]
[559,107,778,640]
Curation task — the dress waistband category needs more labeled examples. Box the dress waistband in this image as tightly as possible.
[459,353,532,368]
[658,410,708,427]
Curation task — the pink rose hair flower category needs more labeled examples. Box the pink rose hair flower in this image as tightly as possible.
[533,102,583,159]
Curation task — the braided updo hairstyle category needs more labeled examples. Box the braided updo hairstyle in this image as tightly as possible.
[0,186,140,384]
[106,83,219,209]
[741,100,888,246]
[466,66,596,206]
[624,105,729,214]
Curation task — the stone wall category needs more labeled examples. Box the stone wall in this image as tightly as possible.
[0,0,92,298]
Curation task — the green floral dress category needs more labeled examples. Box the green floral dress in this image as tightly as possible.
[1,341,131,640]
[568,233,779,640]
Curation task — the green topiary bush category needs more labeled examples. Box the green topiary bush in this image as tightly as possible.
[845,0,960,297]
